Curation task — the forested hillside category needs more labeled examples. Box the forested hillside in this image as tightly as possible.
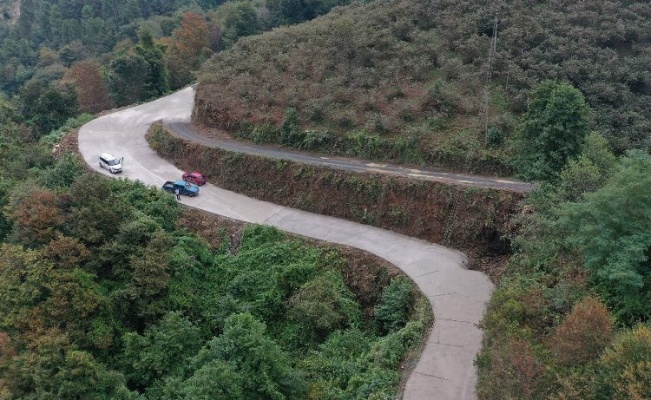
[0,1,438,397]
[0,0,349,142]
[195,0,651,174]
[2,0,651,398]
[191,1,651,397]
[0,122,429,398]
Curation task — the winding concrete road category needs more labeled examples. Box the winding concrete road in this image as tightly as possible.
[165,122,533,192]
[78,87,494,400]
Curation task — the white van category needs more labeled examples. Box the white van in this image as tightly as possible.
[99,153,123,174]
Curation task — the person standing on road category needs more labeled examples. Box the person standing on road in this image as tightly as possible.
[175,188,181,201]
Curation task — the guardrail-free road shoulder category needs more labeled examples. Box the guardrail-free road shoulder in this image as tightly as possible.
[78,87,494,400]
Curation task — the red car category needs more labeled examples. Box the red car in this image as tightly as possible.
[182,171,207,186]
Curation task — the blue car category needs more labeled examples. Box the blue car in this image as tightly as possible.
[162,180,199,197]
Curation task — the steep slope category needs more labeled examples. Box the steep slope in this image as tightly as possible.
[194,0,651,172]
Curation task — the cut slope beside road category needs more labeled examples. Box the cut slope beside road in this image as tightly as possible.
[165,121,533,193]
[78,87,494,400]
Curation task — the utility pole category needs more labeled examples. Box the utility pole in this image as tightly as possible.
[483,16,498,147]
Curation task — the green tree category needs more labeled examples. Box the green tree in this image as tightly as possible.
[18,80,79,136]
[560,150,651,321]
[125,230,174,321]
[121,311,202,390]
[58,40,86,67]
[374,276,415,334]
[192,313,306,399]
[168,360,244,400]
[107,52,150,106]
[215,2,262,49]
[288,270,361,345]
[38,152,85,189]
[0,244,53,330]
[134,27,169,98]
[513,81,591,182]
[556,132,616,201]
[67,177,133,245]
[3,331,134,399]
[266,0,349,26]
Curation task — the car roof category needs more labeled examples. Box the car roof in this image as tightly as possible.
[174,180,188,185]
[186,171,203,176]
[99,152,117,160]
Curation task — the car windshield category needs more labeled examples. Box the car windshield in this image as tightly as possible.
[107,159,120,166]
[185,183,192,189]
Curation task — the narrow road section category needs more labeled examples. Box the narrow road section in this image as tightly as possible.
[78,87,494,400]
[166,122,533,192]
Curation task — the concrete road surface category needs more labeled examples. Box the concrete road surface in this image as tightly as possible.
[78,87,494,400]
[165,122,533,192]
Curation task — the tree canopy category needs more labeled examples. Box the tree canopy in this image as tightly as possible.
[0,151,425,398]
[514,81,591,182]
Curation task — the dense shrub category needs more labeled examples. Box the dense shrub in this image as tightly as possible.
[594,325,651,400]
[548,296,614,368]
[0,163,428,399]
[479,140,651,397]
[373,276,415,334]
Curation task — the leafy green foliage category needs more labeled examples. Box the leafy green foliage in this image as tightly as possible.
[288,270,361,346]
[38,152,84,189]
[214,1,262,49]
[193,313,306,399]
[266,0,350,26]
[67,177,134,245]
[559,151,651,321]
[18,79,79,136]
[121,311,202,391]
[3,333,135,400]
[513,81,591,182]
[0,163,425,399]
[107,52,152,107]
[479,144,651,396]
[162,359,245,399]
[374,276,415,334]
[39,113,94,147]
[135,27,170,98]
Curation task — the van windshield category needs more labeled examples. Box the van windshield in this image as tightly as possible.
[107,159,120,166]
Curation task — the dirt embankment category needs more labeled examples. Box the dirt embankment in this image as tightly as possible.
[147,122,525,280]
